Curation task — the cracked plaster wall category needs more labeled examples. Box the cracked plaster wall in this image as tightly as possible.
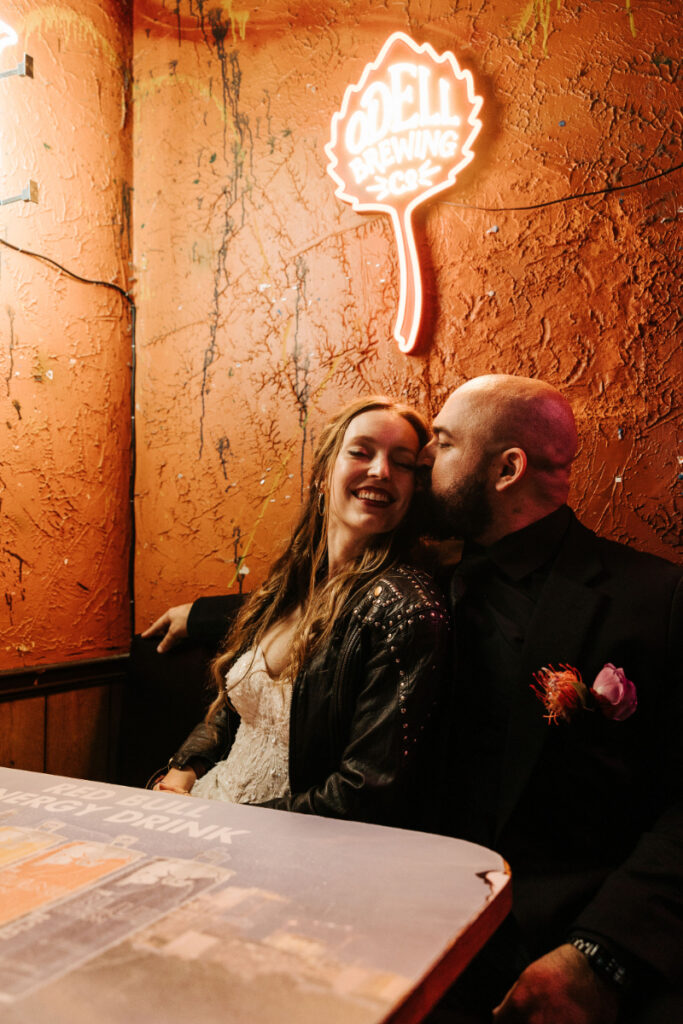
[134,0,681,625]
[1,1,680,671]
[0,0,132,670]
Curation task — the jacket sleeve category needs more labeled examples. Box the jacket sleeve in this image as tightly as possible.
[186,594,246,646]
[571,575,683,986]
[261,600,450,826]
[168,706,235,771]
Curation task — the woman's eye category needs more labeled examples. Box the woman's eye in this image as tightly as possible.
[348,448,369,458]
[394,460,417,471]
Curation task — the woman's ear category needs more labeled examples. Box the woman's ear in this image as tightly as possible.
[493,447,527,492]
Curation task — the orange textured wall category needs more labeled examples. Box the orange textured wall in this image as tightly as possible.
[0,1,132,670]
[2,1,680,668]
[133,0,681,627]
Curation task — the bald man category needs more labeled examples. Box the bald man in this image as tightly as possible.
[420,376,682,1024]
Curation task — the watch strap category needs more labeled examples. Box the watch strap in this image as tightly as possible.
[570,936,633,993]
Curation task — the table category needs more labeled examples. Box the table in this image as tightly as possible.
[0,767,510,1024]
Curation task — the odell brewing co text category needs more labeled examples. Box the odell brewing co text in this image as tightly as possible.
[326,33,483,353]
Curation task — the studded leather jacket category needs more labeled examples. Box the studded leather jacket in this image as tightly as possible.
[170,564,450,828]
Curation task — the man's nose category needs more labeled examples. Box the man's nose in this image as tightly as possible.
[417,438,436,468]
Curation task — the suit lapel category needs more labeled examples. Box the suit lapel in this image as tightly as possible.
[495,519,606,839]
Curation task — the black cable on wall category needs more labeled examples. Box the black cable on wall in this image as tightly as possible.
[1,157,680,649]
[0,236,137,640]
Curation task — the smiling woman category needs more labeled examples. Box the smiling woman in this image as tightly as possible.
[152,396,450,828]
[326,408,422,570]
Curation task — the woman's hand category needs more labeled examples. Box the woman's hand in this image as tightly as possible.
[142,603,193,653]
[153,767,197,795]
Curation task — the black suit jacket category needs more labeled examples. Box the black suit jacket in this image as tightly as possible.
[440,513,682,989]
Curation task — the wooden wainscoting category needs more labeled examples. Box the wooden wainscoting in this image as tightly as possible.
[0,656,128,782]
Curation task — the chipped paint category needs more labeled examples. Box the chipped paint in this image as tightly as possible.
[0,1,679,669]
[134,0,681,627]
[0,0,131,670]
[23,7,121,67]
[24,5,129,119]
[515,0,637,55]
[179,0,250,47]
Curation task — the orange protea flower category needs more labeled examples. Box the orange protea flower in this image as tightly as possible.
[531,664,590,724]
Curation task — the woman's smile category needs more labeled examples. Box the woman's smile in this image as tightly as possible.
[353,486,394,506]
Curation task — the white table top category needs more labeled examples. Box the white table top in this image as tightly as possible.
[0,767,510,1024]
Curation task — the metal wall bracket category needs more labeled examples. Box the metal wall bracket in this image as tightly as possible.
[1,181,38,206]
[0,53,33,79]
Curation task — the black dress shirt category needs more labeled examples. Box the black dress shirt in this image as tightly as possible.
[449,505,572,846]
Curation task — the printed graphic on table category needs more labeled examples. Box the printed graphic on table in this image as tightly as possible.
[0,826,62,868]
[0,856,232,1000]
[0,769,509,1024]
[0,840,140,928]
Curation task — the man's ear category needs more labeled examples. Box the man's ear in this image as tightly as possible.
[492,447,527,492]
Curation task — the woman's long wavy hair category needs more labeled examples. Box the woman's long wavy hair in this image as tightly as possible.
[206,396,430,721]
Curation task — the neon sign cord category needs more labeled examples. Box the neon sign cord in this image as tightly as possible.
[439,160,683,213]
[0,236,137,642]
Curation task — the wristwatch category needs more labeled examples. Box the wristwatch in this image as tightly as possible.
[167,754,210,778]
[570,936,632,992]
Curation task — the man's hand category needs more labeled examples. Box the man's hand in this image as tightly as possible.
[153,767,197,795]
[493,944,621,1024]
[141,603,193,653]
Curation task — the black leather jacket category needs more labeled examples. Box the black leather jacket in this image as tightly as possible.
[170,564,450,827]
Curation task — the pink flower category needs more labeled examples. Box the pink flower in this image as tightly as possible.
[590,663,637,721]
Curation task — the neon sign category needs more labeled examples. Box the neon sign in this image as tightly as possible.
[0,21,17,54]
[326,33,483,353]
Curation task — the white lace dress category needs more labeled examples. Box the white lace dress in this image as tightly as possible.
[191,646,292,804]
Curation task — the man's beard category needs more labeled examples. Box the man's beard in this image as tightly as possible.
[421,469,493,542]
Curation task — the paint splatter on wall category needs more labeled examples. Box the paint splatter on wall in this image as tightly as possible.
[0,1,132,669]
[1,0,680,671]
[134,0,681,625]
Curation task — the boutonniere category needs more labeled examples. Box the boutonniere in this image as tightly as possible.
[531,663,637,724]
